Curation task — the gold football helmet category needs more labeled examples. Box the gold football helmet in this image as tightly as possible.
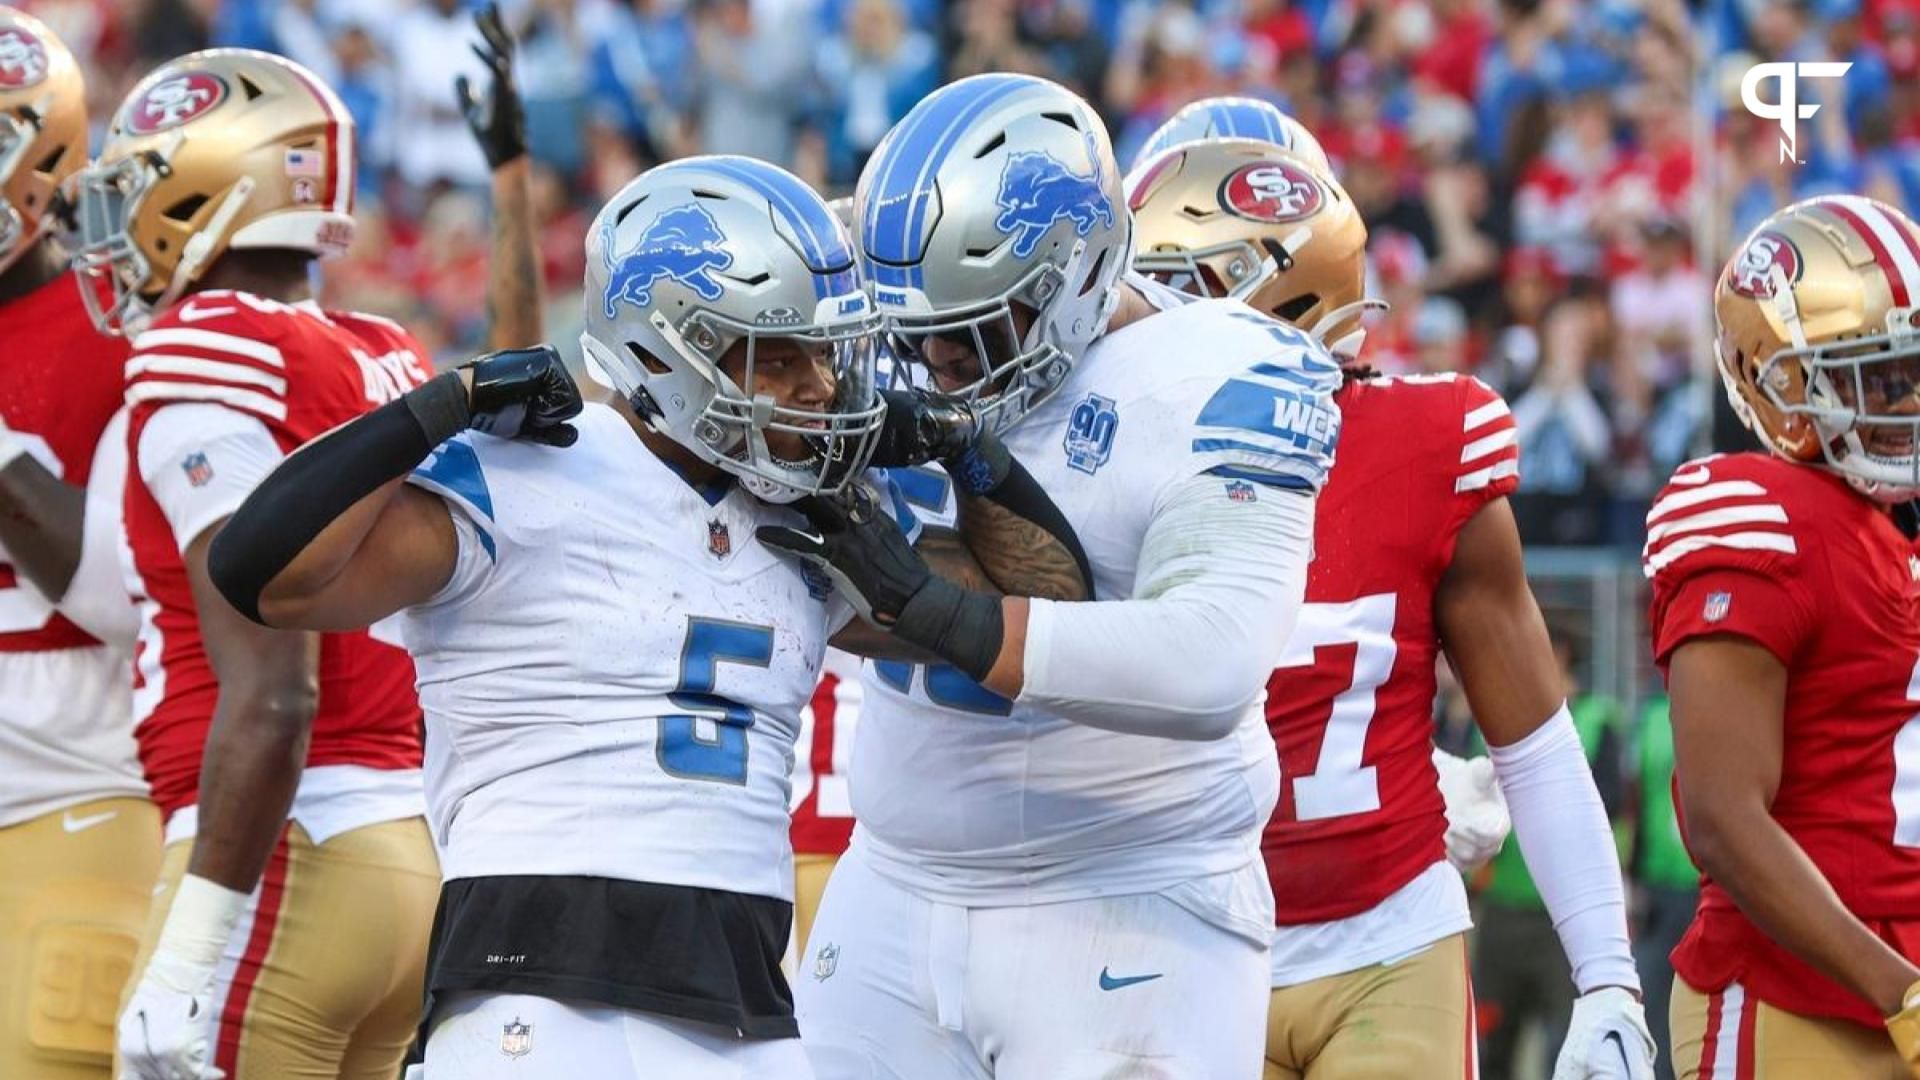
[71,49,357,333]
[1717,195,1920,500]
[1126,138,1378,359]
[0,7,86,275]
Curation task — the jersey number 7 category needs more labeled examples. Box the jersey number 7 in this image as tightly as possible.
[1274,594,1399,822]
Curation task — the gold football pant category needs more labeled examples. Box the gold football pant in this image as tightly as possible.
[793,852,838,960]
[123,818,439,1080]
[1670,976,1908,1079]
[0,796,162,1080]
[1265,933,1477,1079]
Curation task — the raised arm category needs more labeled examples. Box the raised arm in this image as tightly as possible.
[456,3,544,350]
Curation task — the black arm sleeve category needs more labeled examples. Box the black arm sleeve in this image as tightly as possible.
[208,373,470,624]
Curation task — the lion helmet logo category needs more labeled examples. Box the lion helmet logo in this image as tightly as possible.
[993,148,1115,260]
[1727,230,1802,299]
[601,203,735,319]
[1220,160,1324,223]
[0,29,48,90]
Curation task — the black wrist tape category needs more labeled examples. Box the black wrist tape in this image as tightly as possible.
[208,387,453,624]
[892,576,1005,683]
[405,372,472,447]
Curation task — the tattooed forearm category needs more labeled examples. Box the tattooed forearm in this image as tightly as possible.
[915,526,1000,594]
[954,495,1091,602]
[487,157,544,350]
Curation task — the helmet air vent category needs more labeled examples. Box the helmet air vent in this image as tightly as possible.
[237,74,265,101]
[973,132,1007,159]
[1041,111,1079,131]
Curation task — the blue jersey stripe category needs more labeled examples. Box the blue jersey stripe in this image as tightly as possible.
[1204,464,1316,491]
[1247,362,1329,388]
[1190,436,1328,460]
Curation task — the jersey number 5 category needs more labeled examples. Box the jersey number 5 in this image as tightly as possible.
[1275,594,1399,822]
[658,617,774,785]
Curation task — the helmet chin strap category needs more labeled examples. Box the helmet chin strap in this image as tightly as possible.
[155,175,256,321]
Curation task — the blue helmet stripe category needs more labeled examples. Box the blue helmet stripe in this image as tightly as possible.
[1218,104,1240,139]
[699,157,850,301]
[866,75,1031,286]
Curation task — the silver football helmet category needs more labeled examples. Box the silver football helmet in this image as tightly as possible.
[581,156,885,503]
[1132,96,1331,176]
[854,73,1133,434]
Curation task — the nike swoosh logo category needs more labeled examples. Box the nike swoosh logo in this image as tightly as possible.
[62,809,118,833]
[1098,967,1163,991]
[176,304,237,323]
[1603,1031,1631,1071]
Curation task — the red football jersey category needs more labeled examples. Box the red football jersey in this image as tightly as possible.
[1262,373,1519,925]
[123,290,430,817]
[791,649,861,855]
[1647,452,1920,1027]
[0,275,128,652]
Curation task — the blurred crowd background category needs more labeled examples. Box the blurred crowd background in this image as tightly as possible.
[33,0,1915,1075]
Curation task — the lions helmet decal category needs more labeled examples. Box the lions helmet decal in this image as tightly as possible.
[601,203,734,318]
[993,148,1116,260]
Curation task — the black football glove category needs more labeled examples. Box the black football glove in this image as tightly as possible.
[455,4,528,169]
[868,388,1012,496]
[757,486,1003,679]
[462,345,582,446]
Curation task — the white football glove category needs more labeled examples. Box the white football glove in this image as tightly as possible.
[1552,986,1656,1080]
[117,950,224,1080]
[118,874,248,1080]
[1433,748,1510,873]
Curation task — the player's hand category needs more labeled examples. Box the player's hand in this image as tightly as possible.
[758,485,928,626]
[1433,748,1510,873]
[117,951,225,1080]
[1552,987,1655,1080]
[869,388,980,468]
[454,3,527,169]
[1885,978,1920,1077]
[463,345,582,447]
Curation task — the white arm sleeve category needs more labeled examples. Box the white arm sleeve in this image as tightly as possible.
[136,403,284,554]
[57,409,137,645]
[1015,473,1313,740]
[1489,705,1641,994]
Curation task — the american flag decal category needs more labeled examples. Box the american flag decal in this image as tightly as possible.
[284,147,324,177]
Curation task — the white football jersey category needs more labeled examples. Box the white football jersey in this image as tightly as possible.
[399,403,914,901]
[0,409,144,827]
[852,279,1340,905]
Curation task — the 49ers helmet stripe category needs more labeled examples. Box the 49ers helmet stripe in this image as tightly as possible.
[280,61,352,214]
[1823,197,1919,307]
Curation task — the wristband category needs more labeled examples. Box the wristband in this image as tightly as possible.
[892,577,1004,683]
[404,372,473,447]
[154,873,250,971]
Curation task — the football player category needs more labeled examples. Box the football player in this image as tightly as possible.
[1649,195,1920,1078]
[70,49,444,1080]
[0,9,157,1078]
[773,73,1337,1078]
[202,155,1092,1078]
[1128,137,1653,1079]
[1132,95,1332,176]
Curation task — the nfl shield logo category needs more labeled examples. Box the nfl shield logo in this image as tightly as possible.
[813,943,839,982]
[707,519,731,558]
[1703,591,1731,623]
[500,1018,532,1058]
[181,452,214,488]
[1225,480,1257,503]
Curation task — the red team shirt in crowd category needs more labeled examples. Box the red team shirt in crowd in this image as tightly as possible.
[123,290,429,818]
[1647,452,1920,1027]
[1262,372,1520,924]
[0,277,125,653]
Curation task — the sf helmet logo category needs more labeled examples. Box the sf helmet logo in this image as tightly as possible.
[126,72,227,134]
[1727,230,1803,299]
[1741,62,1851,164]
[1220,161,1322,223]
[0,29,48,89]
